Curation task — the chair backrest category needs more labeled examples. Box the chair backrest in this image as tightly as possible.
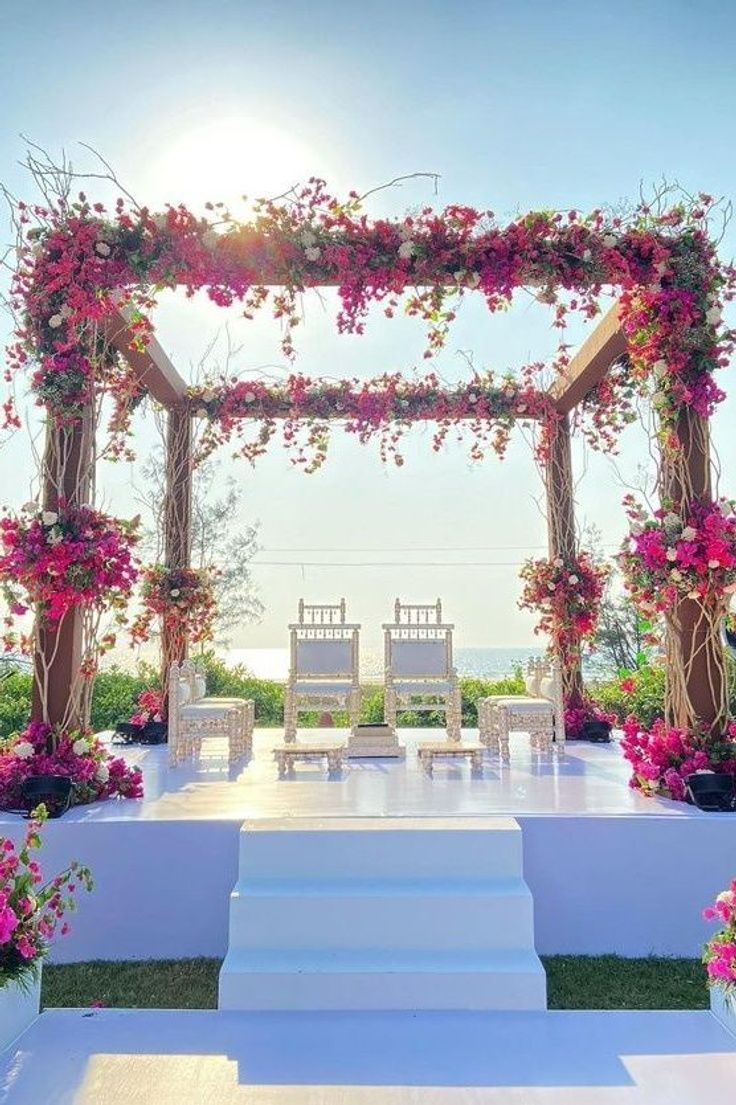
[289,600,360,682]
[536,657,566,739]
[297,599,347,626]
[384,599,455,683]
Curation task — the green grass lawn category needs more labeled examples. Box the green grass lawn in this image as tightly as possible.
[41,956,710,1011]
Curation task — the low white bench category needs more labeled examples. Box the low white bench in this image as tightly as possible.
[169,663,253,768]
[417,741,484,773]
[273,741,347,776]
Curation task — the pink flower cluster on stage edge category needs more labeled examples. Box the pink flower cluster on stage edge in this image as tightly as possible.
[703,879,736,993]
[0,501,138,634]
[621,715,736,801]
[619,496,736,614]
[0,721,143,810]
[0,809,92,986]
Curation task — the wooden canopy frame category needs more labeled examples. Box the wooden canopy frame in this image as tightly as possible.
[36,291,714,731]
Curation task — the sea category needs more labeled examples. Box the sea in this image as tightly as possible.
[222,646,612,682]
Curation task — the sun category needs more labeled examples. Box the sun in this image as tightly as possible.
[146,115,323,211]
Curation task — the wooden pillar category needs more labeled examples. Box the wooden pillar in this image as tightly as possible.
[660,408,727,732]
[31,410,94,730]
[544,414,585,705]
[161,404,193,692]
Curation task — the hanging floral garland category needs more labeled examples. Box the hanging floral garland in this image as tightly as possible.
[189,368,556,470]
[7,184,734,463]
[130,565,218,653]
[518,551,609,670]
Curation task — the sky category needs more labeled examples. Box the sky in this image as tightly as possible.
[1,0,736,658]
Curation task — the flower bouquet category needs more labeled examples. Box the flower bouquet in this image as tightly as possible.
[0,808,93,1049]
[703,879,736,1033]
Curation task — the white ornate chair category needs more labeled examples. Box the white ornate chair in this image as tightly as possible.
[478,657,565,760]
[283,599,361,742]
[384,599,462,740]
[168,662,246,768]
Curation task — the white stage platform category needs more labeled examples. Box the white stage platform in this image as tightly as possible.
[1,729,735,960]
[2,1007,735,1104]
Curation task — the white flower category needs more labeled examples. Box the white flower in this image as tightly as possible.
[670,569,682,581]
[196,407,208,419]
[60,304,72,319]
[716,890,736,907]
[72,737,89,756]
[96,763,110,784]
[202,230,219,250]
[547,582,556,592]
[517,403,527,414]
[666,548,678,562]
[687,590,700,599]
[41,511,58,526]
[663,512,681,530]
[453,270,466,284]
[468,393,478,404]
[398,223,414,241]
[305,246,321,262]
[153,713,162,723]
[14,741,34,760]
[467,272,481,288]
[22,501,38,513]
[48,314,63,329]
[49,531,63,546]
[554,558,564,567]
[706,306,722,327]
[582,249,592,262]
[170,588,181,598]
[681,526,697,542]
[651,391,667,408]
[95,240,111,257]
[300,231,317,248]
[568,574,579,585]
[244,391,257,404]
[708,559,721,569]
[653,359,668,377]
[398,240,416,260]
[602,233,617,247]
[655,260,669,277]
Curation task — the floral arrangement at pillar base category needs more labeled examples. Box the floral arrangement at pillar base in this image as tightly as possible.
[1,809,93,1050]
[621,715,736,802]
[114,689,166,745]
[564,699,616,741]
[703,880,736,1034]
[0,723,143,812]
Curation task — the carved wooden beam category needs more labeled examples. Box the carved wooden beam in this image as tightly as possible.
[548,303,627,413]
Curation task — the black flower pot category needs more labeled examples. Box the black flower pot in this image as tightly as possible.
[580,720,612,743]
[686,773,736,812]
[113,721,146,744]
[20,774,73,819]
[141,720,168,745]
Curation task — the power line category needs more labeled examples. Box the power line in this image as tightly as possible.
[252,560,541,567]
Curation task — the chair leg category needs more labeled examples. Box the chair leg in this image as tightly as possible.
[384,686,397,730]
[348,687,361,731]
[284,687,297,742]
[498,710,510,762]
[447,688,462,742]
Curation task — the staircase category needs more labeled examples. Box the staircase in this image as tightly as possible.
[218,816,546,1011]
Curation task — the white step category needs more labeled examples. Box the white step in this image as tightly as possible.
[219,816,546,1011]
[227,879,536,951]
[218,948,547,1010]
[237,816,525,881]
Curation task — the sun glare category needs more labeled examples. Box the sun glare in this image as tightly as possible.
[146,116,323,212]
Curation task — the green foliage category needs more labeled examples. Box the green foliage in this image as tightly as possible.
[42,955,708,1011]
[0,672,32,739]
[0,654,527,735]
[588,663,666,728]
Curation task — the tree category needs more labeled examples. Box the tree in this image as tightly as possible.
[137,451,263,645]
[594,586,651,672]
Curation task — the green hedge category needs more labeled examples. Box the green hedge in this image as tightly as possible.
[0,653,526,736]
